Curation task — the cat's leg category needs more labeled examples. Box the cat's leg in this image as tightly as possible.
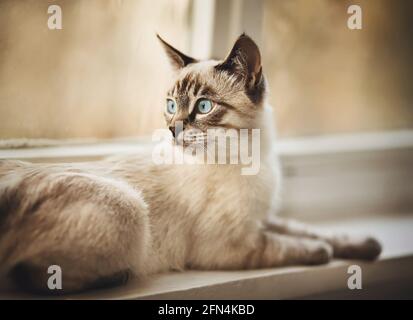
[187,221,333,270]
[263,217,382,261]
[0,169,149,293]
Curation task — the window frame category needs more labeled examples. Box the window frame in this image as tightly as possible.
[189,0,263,59]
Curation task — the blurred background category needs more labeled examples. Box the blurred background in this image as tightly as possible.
[1,0,412,140]
[1,0,413,299]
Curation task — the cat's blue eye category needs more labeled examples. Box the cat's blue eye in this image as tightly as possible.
[197,99,213,114]
[166,99,177,114]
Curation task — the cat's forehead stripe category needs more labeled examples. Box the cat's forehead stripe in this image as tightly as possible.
[170,72,219,100]
[200,86,215,97]
[176,73,192,95]
[193,81,201,96]
[170,73,197,97]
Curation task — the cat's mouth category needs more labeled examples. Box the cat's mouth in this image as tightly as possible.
[174,136,207,149]
[172,129,207,148]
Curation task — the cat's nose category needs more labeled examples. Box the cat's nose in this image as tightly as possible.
[169,123,185,138]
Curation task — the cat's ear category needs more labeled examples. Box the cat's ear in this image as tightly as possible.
[157,34,197,70]
[216,33,262,88]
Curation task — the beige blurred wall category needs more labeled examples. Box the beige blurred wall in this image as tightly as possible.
[1,0,412,140]
[263,0,413,137]
[0,0,190,139]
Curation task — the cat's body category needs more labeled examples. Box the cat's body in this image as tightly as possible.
[0,106,279,291]
[0,35,381,293]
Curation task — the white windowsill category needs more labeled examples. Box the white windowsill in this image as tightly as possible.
[1,214,412,299]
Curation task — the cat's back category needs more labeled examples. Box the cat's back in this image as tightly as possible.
[0,159,143,223]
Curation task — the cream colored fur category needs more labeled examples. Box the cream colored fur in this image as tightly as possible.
[0,35,381,293]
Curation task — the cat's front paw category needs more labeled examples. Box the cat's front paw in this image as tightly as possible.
[332,235,382,261]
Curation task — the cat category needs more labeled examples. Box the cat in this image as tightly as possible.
[0,34,381,294]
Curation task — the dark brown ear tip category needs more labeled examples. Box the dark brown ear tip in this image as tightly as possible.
[235,34,260,51]
[156,34,167,44]
[238,33,254,42]
[157,34,197,69]
[239,32,249,39]
[156,34,173,48]
[216,33,262,76]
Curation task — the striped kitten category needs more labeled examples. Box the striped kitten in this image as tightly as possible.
[0,34,381,294]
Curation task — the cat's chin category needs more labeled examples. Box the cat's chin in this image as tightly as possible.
[172,138,206,149]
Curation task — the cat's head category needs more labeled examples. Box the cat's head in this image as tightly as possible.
[158,34,266,146]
